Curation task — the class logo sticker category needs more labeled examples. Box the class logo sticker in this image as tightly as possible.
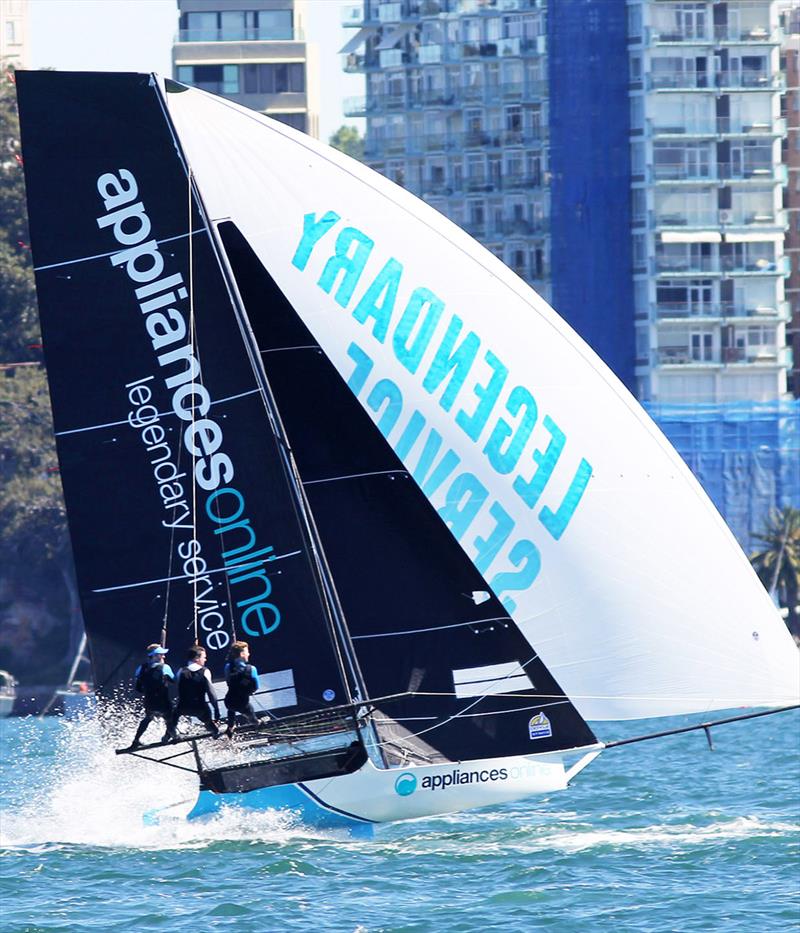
[528,712,552,740]
[394,772,417,796]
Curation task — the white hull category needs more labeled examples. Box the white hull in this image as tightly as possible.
[0,694,14,718]
[186,750,601,827]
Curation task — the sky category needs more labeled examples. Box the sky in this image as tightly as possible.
[27,0,364,142]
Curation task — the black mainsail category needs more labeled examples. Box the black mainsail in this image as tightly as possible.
[16,71,357,724]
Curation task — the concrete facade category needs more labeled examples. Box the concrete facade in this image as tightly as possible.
[172,0,319,137]
[0,0,28,70]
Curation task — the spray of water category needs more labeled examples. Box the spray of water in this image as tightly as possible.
[0,711,311,851]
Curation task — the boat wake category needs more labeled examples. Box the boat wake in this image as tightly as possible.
[0,715,319,852]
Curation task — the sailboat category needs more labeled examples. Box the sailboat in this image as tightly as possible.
[15,71,799,830]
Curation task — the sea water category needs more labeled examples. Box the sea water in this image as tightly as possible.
[0,710,798,932]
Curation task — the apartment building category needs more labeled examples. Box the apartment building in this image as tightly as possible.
[343,0,551,301]
[343,0,798,549]
[172,0,319,137]
[779,1,799,397]
[631,0,789,405]
[1,0,28,69]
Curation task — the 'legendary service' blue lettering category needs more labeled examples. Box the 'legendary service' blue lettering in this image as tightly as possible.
[291,210,594,609]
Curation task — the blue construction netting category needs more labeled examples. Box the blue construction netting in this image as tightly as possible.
[645,400,800,555]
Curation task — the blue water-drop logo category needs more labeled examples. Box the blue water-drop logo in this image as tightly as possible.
[394,772,417,796]
[323,689,335,702]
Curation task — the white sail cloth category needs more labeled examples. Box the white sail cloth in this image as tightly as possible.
[164,82,800,720]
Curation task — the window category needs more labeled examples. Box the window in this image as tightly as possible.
[243,63,305,94]
[184,11,217,40]
[258,10,293,40]
[630,96,644,130]
[272,113,307,133]
[504,105,522,132]
[5,20,16,43]
[182,8,292,41]
[180,65,239,95]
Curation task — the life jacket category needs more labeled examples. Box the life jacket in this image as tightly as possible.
[135,662,170,709]
[177,666,210,709]
[226,660,257,709]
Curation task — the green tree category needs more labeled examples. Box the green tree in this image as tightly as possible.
[750,507,800,643]
[329,124,364,161]
[0,68,39,356]
[0,68,78,682]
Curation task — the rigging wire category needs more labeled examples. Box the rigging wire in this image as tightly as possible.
[188,166,199,646]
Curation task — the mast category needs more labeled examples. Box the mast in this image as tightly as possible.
[151,77,369,713]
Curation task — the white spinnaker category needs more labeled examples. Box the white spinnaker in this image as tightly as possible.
[164,83,799,720]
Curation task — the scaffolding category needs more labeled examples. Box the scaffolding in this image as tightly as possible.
[645,400,800,555]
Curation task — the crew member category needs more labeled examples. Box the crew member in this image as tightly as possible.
[223,641,260,737]
[172,645,221,738]
[130,644,176,749]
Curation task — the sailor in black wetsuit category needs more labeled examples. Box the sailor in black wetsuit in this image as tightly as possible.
[223,641,260,738]
[130,645,177,749]
[172,645,221,738]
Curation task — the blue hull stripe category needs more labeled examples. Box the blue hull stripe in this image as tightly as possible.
[296,782,377,824]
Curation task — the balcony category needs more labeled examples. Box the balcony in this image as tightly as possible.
[341,4,364,26]
[177,26,296,42]
[654,302,788,321]
[654,209,786,230]
[713,25,782,44]
[721,346,784,364]
[649,72,711,91]
[499,173,544,192]
[653,162,714,182]
[654,255,785,276]
[378,2,403,23]
[646,27,711,46]
[648,118,786,139]
[651,162,785,184]
[654,345,784,366]
[655,347,719,365]
[714,71,784,91]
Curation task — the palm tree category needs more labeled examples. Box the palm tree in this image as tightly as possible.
[750,507,800,644]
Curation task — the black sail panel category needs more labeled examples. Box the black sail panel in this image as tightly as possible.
[218,221,597,762]
[16,71,351,715]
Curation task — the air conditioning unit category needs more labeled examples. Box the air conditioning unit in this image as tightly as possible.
[719,210,732,224]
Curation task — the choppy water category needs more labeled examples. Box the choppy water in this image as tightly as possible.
[1,709,798,932]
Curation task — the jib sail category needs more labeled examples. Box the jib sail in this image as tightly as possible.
[217,221,597,763]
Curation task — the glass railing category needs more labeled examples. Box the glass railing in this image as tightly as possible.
[647,27,711,44]
[713,24,780,42]
[655,345,783,366]
[715,71,784,90]
[652,162,781,182]
[649,118,785,137]
[655,347,719,365]
[654,255,781,274]
[365,128,548,158]
[341,4,364,26]
[653,163,714,181]
[177,27,296,42]
[654,303,782,320]
[646,24,781,44]
[654,210,784,228]
[378,2,403,23]
[649,72,711,89]
[654,210,719,227]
